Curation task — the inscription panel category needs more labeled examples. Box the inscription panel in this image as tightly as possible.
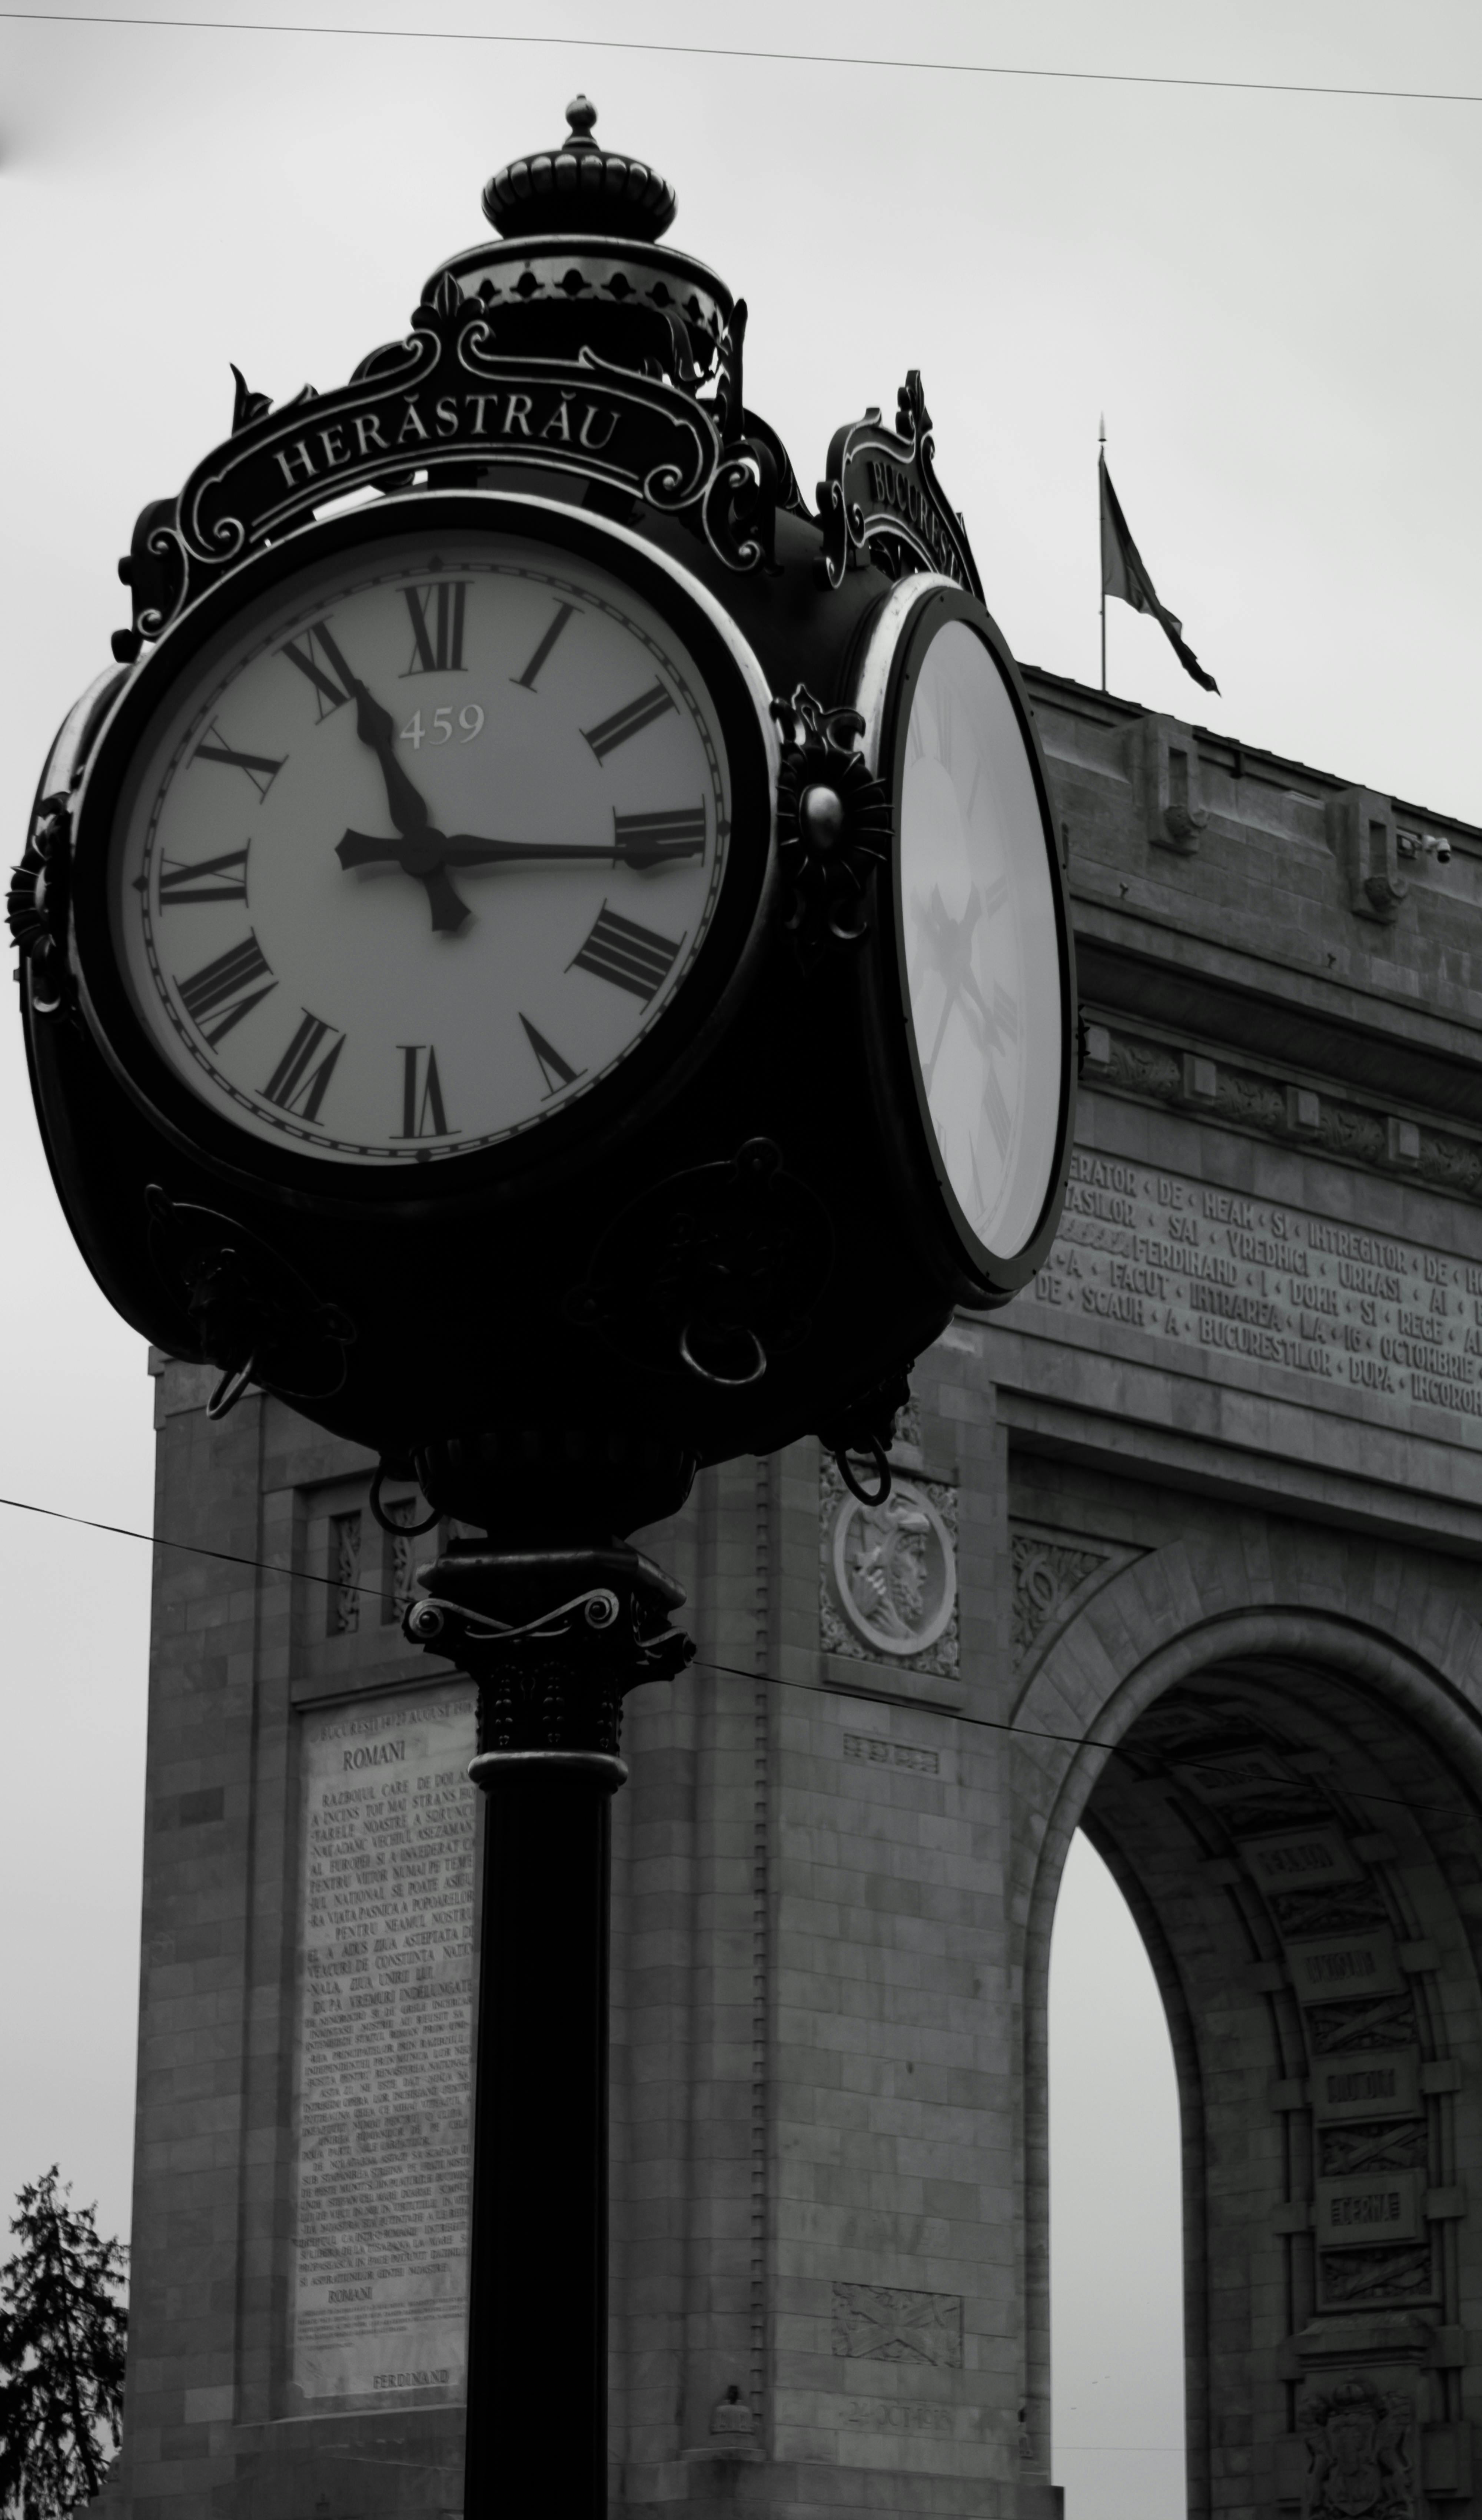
[289,1687,477,2405]
[1240,1827,1364,1895]
[1312,2052,1422,2123]
[1032,1153,1482,1440]
[837,2398,954,2436]
[1290,1934,1404,2006]
[843,1732,942,1776]
[1315,2171,1423,2245]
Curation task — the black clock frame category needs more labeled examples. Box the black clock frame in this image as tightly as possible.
[68,489,778,1222]
[855,579,1077,1306]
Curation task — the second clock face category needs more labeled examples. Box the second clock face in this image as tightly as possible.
[897,615,1063,1265]
[106,523,734,1166]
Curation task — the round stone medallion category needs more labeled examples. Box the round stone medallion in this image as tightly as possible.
[831,1478,957,1658]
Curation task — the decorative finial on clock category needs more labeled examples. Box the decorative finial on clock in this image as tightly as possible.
[482,94,678,243]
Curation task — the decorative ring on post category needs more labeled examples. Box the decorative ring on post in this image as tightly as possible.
[678,1319,768,1387]
[466,1748,630,1791]
[835,1437,892,1508]
[369,1463,440,1536]
[206,1356,257,1422]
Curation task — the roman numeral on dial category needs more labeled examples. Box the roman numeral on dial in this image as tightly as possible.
[192,723,284,799]
[511,601,577,692]
[402,581,467,676]
[582,681,675,762]
[611,805,706,867]
[280,620,357,719]
[146,847,250,907]
[519,1014,584,1097]
[177,934,276,1046]
[262,1012,345,1123]
[569,905,682,1004]
[395,1044,451,1138]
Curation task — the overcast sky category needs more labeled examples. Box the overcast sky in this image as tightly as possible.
[4,2,1481,2504]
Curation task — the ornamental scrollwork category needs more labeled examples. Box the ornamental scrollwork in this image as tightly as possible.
[769,685,893,969]
[1010,1534,1108,1659]
[144,1185,355,1420]
[568,1135,834,1393]
[118,282,772,653]
[817,369,981,596]
[7,792,74,1019]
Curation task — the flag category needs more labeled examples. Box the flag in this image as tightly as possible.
[1099,451,1219,694]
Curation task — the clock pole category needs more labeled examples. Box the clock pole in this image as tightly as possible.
[403,1528,693,2512]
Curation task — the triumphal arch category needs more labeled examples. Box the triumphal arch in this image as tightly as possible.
[110,669,1482,2519]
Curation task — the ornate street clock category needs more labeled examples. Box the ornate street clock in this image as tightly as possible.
[12,97,1076,1526]
[10,100,1081,2520]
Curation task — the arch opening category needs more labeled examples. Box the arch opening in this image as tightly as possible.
[1037,1638,1482,2520]
[1050,1828,1188,2520]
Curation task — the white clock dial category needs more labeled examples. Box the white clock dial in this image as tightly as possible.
[108,528,732,1164]
[898,618,1062,1260]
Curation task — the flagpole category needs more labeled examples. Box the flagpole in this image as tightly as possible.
[1098,415,1107,693]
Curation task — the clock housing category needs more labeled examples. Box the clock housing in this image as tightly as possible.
[15,96,1079,1529]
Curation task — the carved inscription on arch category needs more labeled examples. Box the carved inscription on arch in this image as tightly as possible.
[1033,1154,1482,1439]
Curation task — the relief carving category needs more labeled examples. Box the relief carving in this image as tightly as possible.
[1077,1035,1482,1204]
[1316,2247,1435,2310]
[1317,1106,1389,1166]
[821,1459,958,1675]
[1306,1996,1419,2055]
[1011,1535,1107,1658]
[1419,1134,1482,1198]
[1319,2123,1427,2178]
[831,2281,963,2367]
[330,1511,362,1637]
[1269,1886,1389,1942]
[1299,2384,1414,2520]
[1106,1038,1182,1098]
[1216,1072,1286,1131]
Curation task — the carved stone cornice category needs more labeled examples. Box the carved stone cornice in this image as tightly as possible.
[1081,1017,1482,1209]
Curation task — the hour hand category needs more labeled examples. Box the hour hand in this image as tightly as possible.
[337,830,471,934]
[350,682,432,839]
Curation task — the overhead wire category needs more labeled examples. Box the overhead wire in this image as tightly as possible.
[0,9,1479,108]
[0,1487,1462,1816]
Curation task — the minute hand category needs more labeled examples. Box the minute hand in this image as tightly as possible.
[336,831,705,873]
[446,831,705,871]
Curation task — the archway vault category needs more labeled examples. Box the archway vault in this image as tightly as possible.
[1017,1535,1482,2520]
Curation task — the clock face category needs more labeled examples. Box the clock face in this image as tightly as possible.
[103,523,734,1167]
[897,615,1064,1264]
